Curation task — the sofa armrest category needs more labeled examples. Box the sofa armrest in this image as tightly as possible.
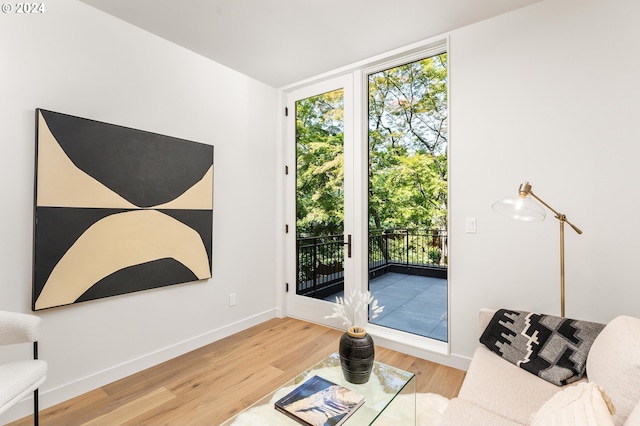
[478,308,497,338]
[0,310,42,345]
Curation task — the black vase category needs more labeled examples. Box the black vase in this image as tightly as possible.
[339,326,375,384]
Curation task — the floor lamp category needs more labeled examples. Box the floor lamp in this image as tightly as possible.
[492,182,582,317]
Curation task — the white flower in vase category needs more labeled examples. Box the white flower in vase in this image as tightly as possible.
[325,288,384,337]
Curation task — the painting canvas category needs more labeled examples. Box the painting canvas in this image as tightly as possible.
[33,109,213,310]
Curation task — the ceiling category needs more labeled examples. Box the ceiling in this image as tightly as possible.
[79,0,541,88]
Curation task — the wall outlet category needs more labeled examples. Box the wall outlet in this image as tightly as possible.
[229,293,236,306]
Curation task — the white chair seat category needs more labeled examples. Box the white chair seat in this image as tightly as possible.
[0,310,46,424]
[0,360,47,416]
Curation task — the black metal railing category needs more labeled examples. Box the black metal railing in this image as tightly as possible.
[297,228,447,297]
[297,234,345,298]
[369,228,448,270]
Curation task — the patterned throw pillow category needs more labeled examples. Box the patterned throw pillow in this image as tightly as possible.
[480,309,605,386]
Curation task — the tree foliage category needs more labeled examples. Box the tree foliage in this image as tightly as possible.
[295,53,448,237]
[296,89,344,237]
[369,53,448,231]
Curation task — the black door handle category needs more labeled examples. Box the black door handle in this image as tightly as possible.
[344,234,352,258]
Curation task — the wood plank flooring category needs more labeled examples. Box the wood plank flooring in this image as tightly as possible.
[9,317,465,426]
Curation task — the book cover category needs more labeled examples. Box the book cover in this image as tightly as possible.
[274,375,365,426]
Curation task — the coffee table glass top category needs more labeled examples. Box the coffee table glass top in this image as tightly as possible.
[221,352,416,425]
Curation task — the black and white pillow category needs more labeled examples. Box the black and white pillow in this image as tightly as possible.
[480,309,605,386]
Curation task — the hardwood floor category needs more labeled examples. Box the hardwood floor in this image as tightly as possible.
[10,318,465,426]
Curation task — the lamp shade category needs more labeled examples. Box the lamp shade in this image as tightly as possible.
[492,194,546,221]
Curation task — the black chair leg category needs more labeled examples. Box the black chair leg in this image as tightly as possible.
[34,388,39,426]
[33,341,40,426]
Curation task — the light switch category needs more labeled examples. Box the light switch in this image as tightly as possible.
[466,218,477,234]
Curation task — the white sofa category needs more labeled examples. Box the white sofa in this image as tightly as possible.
[441,309,640,425]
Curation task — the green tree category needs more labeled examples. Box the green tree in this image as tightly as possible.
[368,53,448,231]
[295,53,448,238]
[296,89,344,237]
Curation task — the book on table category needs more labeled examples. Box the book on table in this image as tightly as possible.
[274,375,365,426]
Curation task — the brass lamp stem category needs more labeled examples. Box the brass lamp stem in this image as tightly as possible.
[519,182,582,317]
[560,218,565,318]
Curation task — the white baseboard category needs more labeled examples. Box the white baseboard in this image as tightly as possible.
[374,335,472,371]
[286,315,472,371]
[368,324,472,371]
[0,309,277,424]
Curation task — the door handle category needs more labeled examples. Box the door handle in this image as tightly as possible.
[344,234,352,258]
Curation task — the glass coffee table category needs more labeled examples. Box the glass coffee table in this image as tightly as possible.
[221,352,416,425]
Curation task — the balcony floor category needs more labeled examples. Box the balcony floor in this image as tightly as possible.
[325,272,448,341]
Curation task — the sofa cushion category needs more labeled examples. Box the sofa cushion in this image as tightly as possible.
[625,402,640,426]
[441,398,522,426]
[587,315,640,426]
[480,309,605,386]
[530,381,615,426]
[457,346,569,424]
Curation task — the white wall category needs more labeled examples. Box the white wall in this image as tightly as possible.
[0,0,277,422]
[277,0,640,372]
[449,0,640,360]
[3,0,640,421]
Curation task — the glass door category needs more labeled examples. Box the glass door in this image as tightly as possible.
[284,50,448,343]
[366,53,449,341]
[285,75,357,324]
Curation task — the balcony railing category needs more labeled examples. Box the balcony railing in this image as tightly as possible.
[297,228,447,298]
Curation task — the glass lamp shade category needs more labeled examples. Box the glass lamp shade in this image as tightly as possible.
[492,194,546,222]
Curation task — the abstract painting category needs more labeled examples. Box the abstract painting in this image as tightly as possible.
[33,109,213,310]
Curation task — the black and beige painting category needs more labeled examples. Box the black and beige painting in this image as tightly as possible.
[33,109,213,310]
